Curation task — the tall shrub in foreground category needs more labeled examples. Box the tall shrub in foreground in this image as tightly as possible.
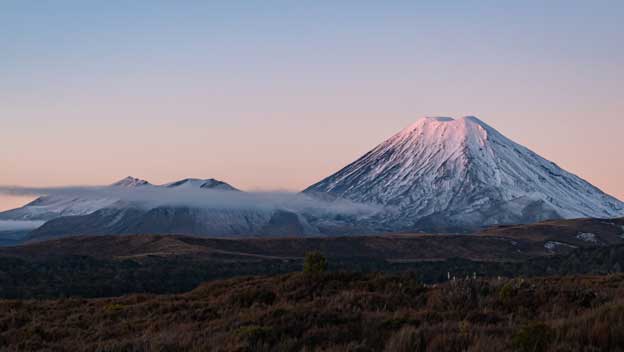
[303,251,327,274]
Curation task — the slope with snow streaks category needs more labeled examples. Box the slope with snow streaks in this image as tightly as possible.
[305,116,624,230]
[0,195,121,221]
[0,176,153,221]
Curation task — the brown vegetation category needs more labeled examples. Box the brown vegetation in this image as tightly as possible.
[1,273,623,351]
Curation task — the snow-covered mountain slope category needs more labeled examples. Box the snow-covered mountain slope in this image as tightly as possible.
[0,177,153,221]
[111,176,152,188]
[0,177,238,221]
[305,116,624,230]
[165,178,239,191]
[0,176,311,240]
[0,195,121,221]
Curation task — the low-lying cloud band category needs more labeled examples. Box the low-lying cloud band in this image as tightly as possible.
[0,185,382,217]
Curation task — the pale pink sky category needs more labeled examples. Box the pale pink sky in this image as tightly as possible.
[2,108,623,211]
[1,2,623,211]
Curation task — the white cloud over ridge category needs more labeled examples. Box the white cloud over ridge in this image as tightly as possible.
[0,185,381,217]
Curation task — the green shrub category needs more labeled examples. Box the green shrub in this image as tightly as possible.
[499,281,515,303]
[103,303,125,313]
[303,252,327,274]
[235,325,274,346]
[511,321,553,352]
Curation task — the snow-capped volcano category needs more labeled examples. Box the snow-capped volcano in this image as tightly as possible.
[305,116,624,230]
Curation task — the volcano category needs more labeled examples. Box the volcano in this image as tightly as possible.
[304,116,624,231]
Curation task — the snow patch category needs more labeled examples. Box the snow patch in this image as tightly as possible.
[544,241,577,252]
[576,232,598,243]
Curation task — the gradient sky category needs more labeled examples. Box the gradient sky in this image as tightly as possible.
[1,1,623,211]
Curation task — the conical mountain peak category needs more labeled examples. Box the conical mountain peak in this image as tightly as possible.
[385,116,495,163]
[305,116,624,230]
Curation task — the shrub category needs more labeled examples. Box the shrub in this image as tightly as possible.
[303,252,327,274]
[235,325,275,346]
[499,281,515,304]
[103,303,125,313]
[229,288,276,308]
[2,272,624,351]
[384,326,424,352]
[511,321,553,352]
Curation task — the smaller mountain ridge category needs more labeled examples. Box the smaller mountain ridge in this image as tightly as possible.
[0,195,119,222]
[0,176,240,223]
[111,176,152,187]
[2,175,316,242]
[165,178,239,191]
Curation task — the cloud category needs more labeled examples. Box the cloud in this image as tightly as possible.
[0,185,382,217]
[0,220,45,231]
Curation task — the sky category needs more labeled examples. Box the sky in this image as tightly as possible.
[1,0,623,211]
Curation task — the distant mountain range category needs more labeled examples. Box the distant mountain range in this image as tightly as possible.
[0,176,238,222]
[1,116,623,241]
[1,176,320,241]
